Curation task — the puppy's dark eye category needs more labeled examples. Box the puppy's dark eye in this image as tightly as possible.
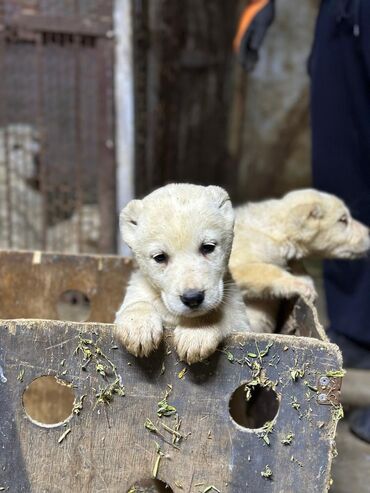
[339,215,349,225]
[200,243,216,255]
[153,253,168,264]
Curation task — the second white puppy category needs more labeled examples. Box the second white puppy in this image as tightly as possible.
[230,188,370,333]
[115,183,250,364]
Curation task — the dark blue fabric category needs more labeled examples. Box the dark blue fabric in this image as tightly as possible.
[310,0,370,345]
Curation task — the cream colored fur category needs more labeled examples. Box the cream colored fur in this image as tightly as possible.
[230,189,370,333]
[115,183,250,363]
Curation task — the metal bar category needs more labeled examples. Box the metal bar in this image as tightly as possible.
[3,125,13,248]
[0,28,13,248]
[96,36,116,253]
[7,15,111,38]
[132,0,149,197]
[74,33,83,252]
[114,0,135,255]
[35,33,47,250]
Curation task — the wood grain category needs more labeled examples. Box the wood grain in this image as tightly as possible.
[1,321,342,492]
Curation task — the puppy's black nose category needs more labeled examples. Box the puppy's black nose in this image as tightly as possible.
[180,290,205,308]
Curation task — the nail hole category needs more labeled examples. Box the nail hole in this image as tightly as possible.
[22,375,75,427]
[127,479,173,493]
[57,289,91,322]
[229,383,280,429]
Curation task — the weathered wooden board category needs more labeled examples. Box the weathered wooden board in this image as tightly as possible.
[0,320,342,493]
[0,250,133,323]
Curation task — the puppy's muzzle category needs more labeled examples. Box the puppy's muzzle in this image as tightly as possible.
[180,289,205,309]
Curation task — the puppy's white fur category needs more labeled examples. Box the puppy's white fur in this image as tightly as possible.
[115,184,250,363]
[230,189,370,333]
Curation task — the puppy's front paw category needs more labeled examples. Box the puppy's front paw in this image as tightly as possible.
[174,326,221,364]
[284,277,317,301]
[115,305,163,357]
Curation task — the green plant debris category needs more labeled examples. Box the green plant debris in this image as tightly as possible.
[244,380,259,401]
[326,369,346,378]
[161,422,184,443]
[127,487,137,493]
[291,456,303,467]
[202,486,221,493]
[160,362,166,375]
[281,432,295,445]
[95,378,125,406]
[152,442,164,478]
[290,367,305,381]
[144,417,182,449]
[331,442,339,459]
[220,349,235,363]
[75,335,117,376]
[157,385,176,417]
[95,362,107,377]
[244,366,276,401]
[332,405,344,422]
[55,376,73,388]
[17,368,25,382]
[291,396,301,411]
[304,381,318,392]
[72,395,86,416]
[145,418,158,433]
[75,337,93,364]
[144,418,178,448]
[60,359,65,367]
[258,342,273,358]
[261,465,273,479]
[174,480,183,489]
[171,414,188,444]
[257,420,275,446]
[75,334,125,408]
[246,341,273,362]
[250,361,262,378]
[58,427,71,444]
[178,368,187,379]
[289,354,307,382]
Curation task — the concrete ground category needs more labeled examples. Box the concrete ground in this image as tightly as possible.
[306,261,370,493]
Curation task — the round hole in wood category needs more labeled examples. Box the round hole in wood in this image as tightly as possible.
[22,375,75,427]
[229,383,279,429]
[57,289,90,322]
[127,479,173,493]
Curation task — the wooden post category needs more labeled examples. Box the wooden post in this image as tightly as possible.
[132,0,240,198]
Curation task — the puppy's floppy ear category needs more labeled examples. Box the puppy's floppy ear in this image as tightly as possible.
[119,199,143,248]
[206,185,234,225]
[291,202,324,222]
[289,202,324,240]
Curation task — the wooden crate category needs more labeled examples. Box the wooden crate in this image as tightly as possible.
[0,251,342,493]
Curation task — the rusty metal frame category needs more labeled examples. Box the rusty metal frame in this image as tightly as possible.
[0,1,117,253]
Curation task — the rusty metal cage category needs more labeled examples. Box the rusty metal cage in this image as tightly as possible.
[0,0,117,253]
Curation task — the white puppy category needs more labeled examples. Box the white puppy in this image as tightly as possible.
[115,183,250,363]
[230,189,370,333]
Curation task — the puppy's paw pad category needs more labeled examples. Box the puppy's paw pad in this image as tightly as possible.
[174,327,220,364]
[115,307,163,357]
